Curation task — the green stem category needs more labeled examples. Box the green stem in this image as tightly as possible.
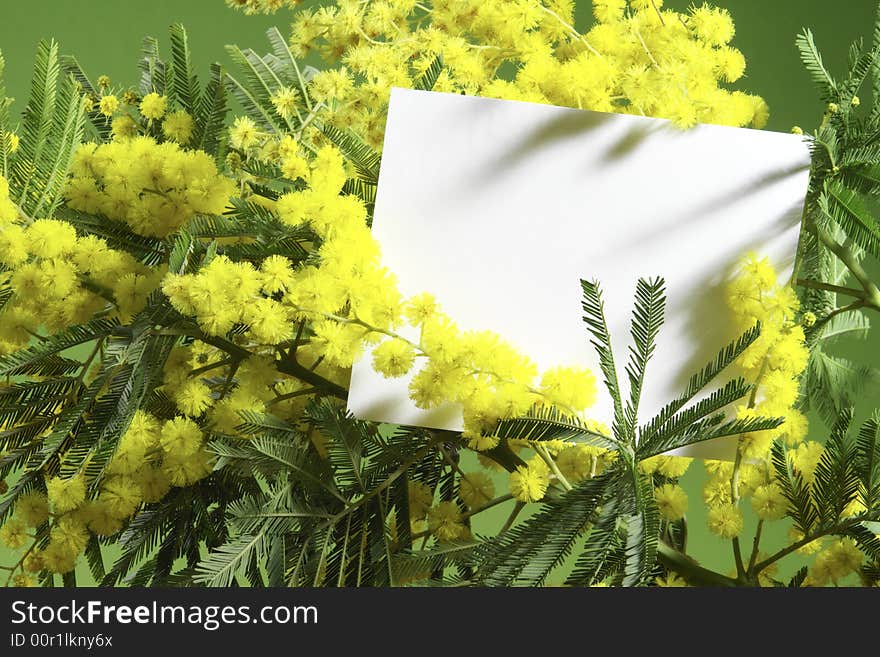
[539,6,602,58]
[811,299,866,334]
[188,357,232,378]
[732,537,746,579]
[535,444,573,492]
[193,328,348,400]
[3,537,40,586]
[411,493,517,541]
[461,493,515,521]
[294,306,423,353]
[788,200,811,288]
[24,328,48,342]
[815,227,880,309]
[499,501,526,534]
[796,278,865,298]
[656,542,738,587]
[294,102,326,140]
[725,348,772,580]
[322,437,447,530]
[438,444,467,481]
[728,402,756,579]
[293,306,592,418]
[291,320,306,356]
[752,517,862,574]
[218,359,240,401]
[649,0,666,24]
[15,201,34,226]
[266,387,316,407]
[730,445,744,507]
[747,519,764,573]
[76,337,105,387]
[633,28,659,68]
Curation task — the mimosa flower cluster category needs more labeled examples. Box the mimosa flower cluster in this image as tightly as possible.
[696,254,867,585]
[0,207,164,352]
[66,136,233,238]
[228,0,767,148]
[0,411,212,578]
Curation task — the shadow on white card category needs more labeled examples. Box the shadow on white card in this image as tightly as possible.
[347,88,811,460]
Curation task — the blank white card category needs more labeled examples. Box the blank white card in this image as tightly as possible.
[347,88,811,458]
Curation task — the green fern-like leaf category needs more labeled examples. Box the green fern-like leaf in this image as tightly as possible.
[168,24,200,116]
[0,50,14,177]
[624,277,666,434]
[637,377,756,459]
[306,400,371,494]
[639,324,761,444]
[392,540,478,586]
[839,38,879,102]
[855,414,880,511]
[194,532,267,587]
[11,39,60,208]
[796,29,839,102]
[138,36,166,95]
[225,44,291,133]
[473,473,610,586]
[813,408,860,526]
[580,279,624,435]
[59,207,167,264]
[167,230,196,274]
[10,39,86,217]
[59,54,112,141]
[820,181,880,258]
[264,26,313,107]
[490,405,616,448]
[804,344,877,426]
[772,441,819,534]
[194,63,228,153]
[788,566,809,588]
[321,123,381,182]
[0,319,117,376]
[641,414,782,459]
[413,55,445,91]
[84,536,106,583]
[845,522,880,562]
[565,488,623,585]
[621,474,660,587]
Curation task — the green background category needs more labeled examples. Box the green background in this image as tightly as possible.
[1,0,878,584]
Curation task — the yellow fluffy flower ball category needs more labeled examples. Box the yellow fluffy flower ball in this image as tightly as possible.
[654,483,688,521]
[509,457,550,503]
[162,110,194,143]
[427,501,466,541]
[372,338,417,378]
[99,94,119,117]
[15,491,50,527]
[0,517,28,549]
[750,483,789,520]
[139,92,167,120]
[46,475,87,514]
[706,502,743,538]
[459,471,495,509]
